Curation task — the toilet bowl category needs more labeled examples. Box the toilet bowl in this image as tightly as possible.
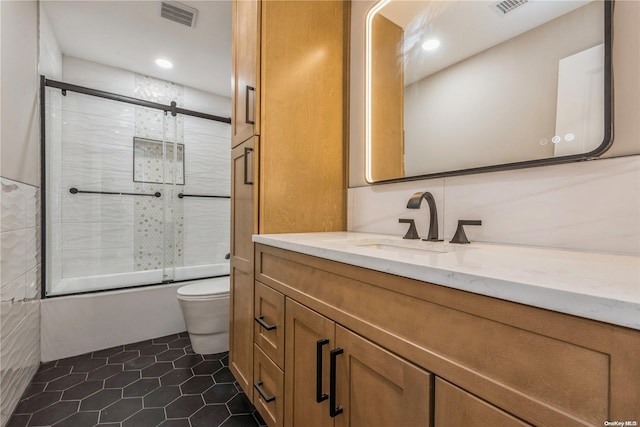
[177,278,230,355]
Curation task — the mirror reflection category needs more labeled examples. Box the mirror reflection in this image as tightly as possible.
[366,0,609,182]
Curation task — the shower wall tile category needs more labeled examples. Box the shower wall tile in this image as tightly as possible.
[1,275,26,303]
[61,223,134,250]
[61,247,134,278]
[1,229,27,286]
[61,194,135,223]
[62,110,135,147]
[63,55,135,97]
[0,178,41,426]
[62,140,133,174]
[62,93,135,121]
[184,242,230,267]
[183,198,230,223]
[61,168,134,194]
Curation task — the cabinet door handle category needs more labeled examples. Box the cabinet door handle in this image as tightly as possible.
[316,339,329,403]
[254,315,276,331]
[329,347,344,417]
[243,147,253,185]
[254,381,275,403]
[245,85,255,125]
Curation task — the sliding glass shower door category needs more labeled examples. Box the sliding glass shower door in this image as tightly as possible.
[43,77,231,297]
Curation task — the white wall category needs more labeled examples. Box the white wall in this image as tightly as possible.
[349,1,640,256]
[0,2,41,425]
[47,57,230,290]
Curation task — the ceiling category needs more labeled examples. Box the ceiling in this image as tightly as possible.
[42,0,232,97]
[379,0,594,85]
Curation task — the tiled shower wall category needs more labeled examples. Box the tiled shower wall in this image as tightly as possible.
[49,56,230,289]
[0,180,41,424]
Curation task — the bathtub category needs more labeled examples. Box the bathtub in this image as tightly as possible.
[41,275,229,362]
[49,263,229,296]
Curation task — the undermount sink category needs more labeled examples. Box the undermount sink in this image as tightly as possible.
[341,237,464,255]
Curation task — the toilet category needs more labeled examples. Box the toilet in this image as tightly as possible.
[177,278,230,355]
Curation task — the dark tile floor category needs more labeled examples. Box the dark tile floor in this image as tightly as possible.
[7,332,266,427]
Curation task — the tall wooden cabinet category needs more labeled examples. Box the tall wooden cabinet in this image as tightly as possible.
[230,0,349,407]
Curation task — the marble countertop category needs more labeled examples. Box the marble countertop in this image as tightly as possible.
[253,232,640,330]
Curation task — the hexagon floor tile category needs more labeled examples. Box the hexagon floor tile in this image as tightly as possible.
[7,332,267,427]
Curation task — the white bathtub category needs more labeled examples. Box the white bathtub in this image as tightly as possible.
[49,263,229,296]
[41,275,230,362]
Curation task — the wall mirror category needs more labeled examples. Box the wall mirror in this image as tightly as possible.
[365,0,612,183]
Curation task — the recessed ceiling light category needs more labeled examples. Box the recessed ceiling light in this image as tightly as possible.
[422,39,440,51]
[155,58,173,69]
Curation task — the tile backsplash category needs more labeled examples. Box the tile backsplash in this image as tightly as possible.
[349,155,640,256]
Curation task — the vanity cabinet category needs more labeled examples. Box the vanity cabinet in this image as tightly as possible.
[254,243,640,427]
[253,293,433,427]
[230,0,348,405]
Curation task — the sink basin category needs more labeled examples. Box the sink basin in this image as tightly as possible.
[338,237,463,256]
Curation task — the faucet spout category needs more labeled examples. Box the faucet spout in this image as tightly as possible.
[406,192,440,241]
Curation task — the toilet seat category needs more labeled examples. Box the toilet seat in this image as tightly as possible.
[177,281,229,301]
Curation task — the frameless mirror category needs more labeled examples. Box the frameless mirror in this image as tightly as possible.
[365,0,612,183]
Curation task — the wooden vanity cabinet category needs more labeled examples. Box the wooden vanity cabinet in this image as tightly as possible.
[254,294,433,427]
[230,0,348,406]
[255,243,640,427]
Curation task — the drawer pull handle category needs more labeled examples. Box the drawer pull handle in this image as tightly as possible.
[243,147,253,185]
[255,316,276,331]
[316,339,329,403]
[245,85,255,125]
[329,347,344,417]
[254,381,275,403]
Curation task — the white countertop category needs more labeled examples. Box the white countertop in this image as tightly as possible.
[253,232,640,330]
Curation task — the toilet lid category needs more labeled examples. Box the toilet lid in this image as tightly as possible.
[177,280,229,298]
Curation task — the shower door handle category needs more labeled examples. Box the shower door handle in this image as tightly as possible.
[243,147,253,185]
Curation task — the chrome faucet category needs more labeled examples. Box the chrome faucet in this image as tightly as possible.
[406,191,441,241]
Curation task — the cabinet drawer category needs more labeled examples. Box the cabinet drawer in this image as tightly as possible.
[254,345,284,427]
[435,378,531,427]
[255,281,285,369]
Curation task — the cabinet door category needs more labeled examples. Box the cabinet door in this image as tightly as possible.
[231,0,260,147]
[285,299,335,427]
[334,325,433,427]
[229,138,257,400]
[434,378,532,427]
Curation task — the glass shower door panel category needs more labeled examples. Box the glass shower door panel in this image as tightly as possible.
[47,92,167,296]
[180,115,231,281]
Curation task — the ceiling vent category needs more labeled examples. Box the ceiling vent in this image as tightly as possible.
[492,0,528,15]
[160,1,198,28]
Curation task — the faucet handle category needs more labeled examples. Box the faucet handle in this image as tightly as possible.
[450,220,482,244]
[399,219,420,240]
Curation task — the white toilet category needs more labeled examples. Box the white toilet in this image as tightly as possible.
[177,278,230,355]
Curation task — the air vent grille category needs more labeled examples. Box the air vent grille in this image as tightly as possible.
[161,1,198,28]
[493,0,528,15]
